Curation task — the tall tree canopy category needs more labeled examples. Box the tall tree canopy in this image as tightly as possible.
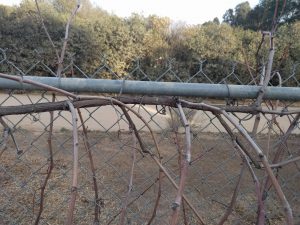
[223,0,300,30]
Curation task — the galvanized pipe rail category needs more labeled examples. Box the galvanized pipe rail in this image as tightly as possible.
[0,76,300,101]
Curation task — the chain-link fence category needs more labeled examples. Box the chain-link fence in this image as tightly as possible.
[0,49,300,225]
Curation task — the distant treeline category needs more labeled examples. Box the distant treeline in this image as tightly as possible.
[0,0,299,83]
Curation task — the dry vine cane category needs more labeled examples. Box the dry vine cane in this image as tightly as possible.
[1,72,297,223]
[65,101,79,225]
[217,164,246,225]
[170,103,191,225]
[224,110,293,224]
[118,126,137,225]
[215,114,265,224]
[252,0,286,139]
[31,5,82,221]
[168,107,189,225]
[2,0,298,224]
[77,109,101,225]
[0,73,207,224]
[262,113,300,202]
[178,99,294,224]
[120,106,162,225]
[34,94,55,225]
[251,7,294,216]
[34,0,81,77]
[2,89,300,116]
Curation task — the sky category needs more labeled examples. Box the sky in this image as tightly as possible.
[0,0,260,25]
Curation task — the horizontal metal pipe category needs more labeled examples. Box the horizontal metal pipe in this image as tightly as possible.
[0,76,299,101]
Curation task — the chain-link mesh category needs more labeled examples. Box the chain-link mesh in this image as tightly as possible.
[0,49,300,225]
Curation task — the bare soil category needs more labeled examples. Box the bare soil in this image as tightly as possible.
[1,128,299,225]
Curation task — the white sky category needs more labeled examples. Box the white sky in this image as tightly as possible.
[0,0,260,24]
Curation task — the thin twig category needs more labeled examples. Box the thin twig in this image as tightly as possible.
[0,116,22,155]
[241,47,256,85]
[272,113,300,164]
[34,0,60,60]
[57,0,81,77]
[106,176,160,225]
[271,156,300,168]
[103,98,163,158]
[152,156,206,224]
[146,170,163,225]
[119,128,137,225]
[217,164,245,225]
[34,0,81,77]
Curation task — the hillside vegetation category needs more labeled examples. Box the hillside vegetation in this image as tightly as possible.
[0,0,299,82]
